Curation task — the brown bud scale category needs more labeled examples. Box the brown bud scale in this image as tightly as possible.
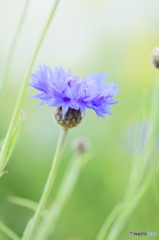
[54,106,82,129]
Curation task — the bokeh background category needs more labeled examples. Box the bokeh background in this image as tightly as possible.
[0,0,159,239]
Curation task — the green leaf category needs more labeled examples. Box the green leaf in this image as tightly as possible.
[7,196,38,212]
[0,171,8,178]
[0,111,23,174]
[0,220,20,240]
[95,203,123,240]
[7,196,48,217]
[0,139,4,150]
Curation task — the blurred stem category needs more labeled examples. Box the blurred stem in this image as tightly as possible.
[1,111,23,174]
[95,203,123,240]
[96,169,152,240]
[0,0,31,103]
[124,71,159,202]
[104,70,159,240]
[34,152,92,240]
[7,195,48,218]
[152,180,159,209]
[0,0,61,174]
[7,196,38,212]
[22,127,68,240]
[106,163,154,240]
[96,163,154,240]
[0,221,20,240]
[132,89,149,162]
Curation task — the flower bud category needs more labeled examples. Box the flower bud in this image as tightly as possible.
[72,137,91,154]
[54,106,82,129]
[151,47,159,69]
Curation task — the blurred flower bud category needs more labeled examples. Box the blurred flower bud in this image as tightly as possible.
[72,136,91,154]
[54,106,82,129]
[151,47,159,69]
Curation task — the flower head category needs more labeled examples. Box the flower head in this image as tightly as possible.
[72,136,91,154]
[29,65,119,119]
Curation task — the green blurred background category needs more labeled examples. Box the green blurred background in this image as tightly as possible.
[0,0,159,239]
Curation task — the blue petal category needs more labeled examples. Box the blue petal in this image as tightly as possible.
[61,102,69,119]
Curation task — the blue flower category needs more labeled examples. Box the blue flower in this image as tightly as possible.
[29,65,119,118]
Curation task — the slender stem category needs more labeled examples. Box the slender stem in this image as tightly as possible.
[123,72,159,203]
[105,71,159,240]
[95,203,123,240]
[95,71,159,240]
[0,0,61,174]
[106,165,154,240]
[0,221,20,240]
[7,196,38,212]
[35,154,83,240]
[96,164,154,240]
[7,195,48,217]
[22,127,68,240]
[0,0,31,102]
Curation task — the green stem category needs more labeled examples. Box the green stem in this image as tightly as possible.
[105,71,159,240]
[35,154,86,240]
[0,0,31,102]
[22,127,68,240]
[7,196,38,212]
[106,165,154,240]
[96,163,154,240]
[123,72,159,203]
[0,0,61,174]
[95,203,123,240]
[0,221,20,240]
